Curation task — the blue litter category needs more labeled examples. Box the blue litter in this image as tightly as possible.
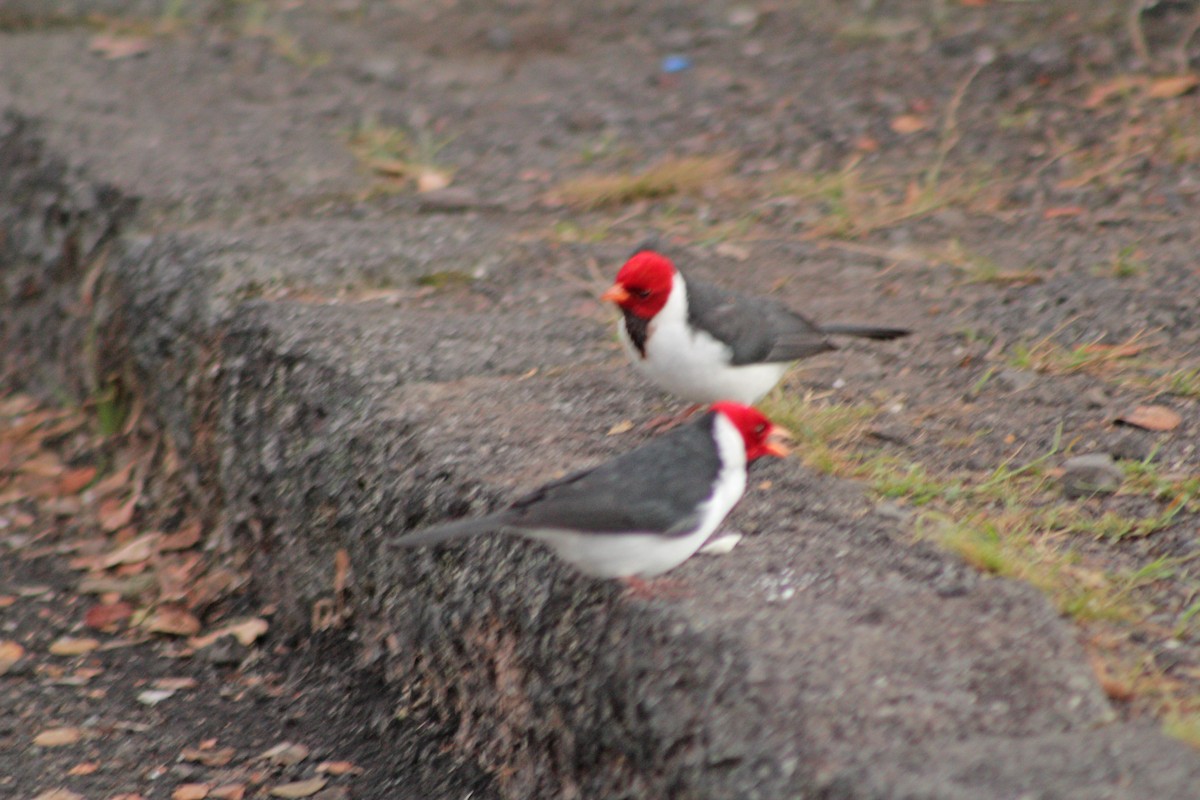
[661,55,693,73]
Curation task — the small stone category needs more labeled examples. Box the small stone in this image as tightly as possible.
[1060,453,1123,498]
[1081,387,1108,408]
[868,422,913,446]
[1109,431,1154,462]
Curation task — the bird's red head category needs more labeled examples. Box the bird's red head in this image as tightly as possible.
[711,402,791,461]
[600,250,676,319]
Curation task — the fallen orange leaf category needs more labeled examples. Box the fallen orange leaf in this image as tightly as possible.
[145,605,202,637]
[89,33,152,60]
[49,637,101,656]
[210,786,246,800]
[102,533,159,568]
[268,778,327,798]
[1147,74,1199,99]
[181,746,236,767]
[190,617,268,648]
[98,495,138,532]
[1081,343,1142,358]
[159,521,203,552]
[316,761,363,775]
[890,114,928,135]
[1083,75,1143,109]
[34,727,83,747]
[32,791,85,800]
[0,640,25,674]
[171,784,211,800]
[1115,405,1182,432]
[68,762,99,776]
[85,601,134,630]
[1042,206,1085,219]
[58,466,97,494]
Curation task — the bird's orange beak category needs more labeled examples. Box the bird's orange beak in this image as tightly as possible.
[764,426,793,458]
[601,283,631,306]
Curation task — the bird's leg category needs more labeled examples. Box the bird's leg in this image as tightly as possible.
[641,403,703,432]
[620,575,691,600]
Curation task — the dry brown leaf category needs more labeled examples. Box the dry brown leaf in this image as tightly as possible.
[155,676,198,691]
[20,452,65,478]
[67,762,99,776]
[0,640,25,674]
[333,548,350,596]
[57,466,97,494]
[33,790,85,800]
[102,533,159,568]
[210,786,246,800]
[181,746,236,767]
[268,778,327,798]
[260,741,310,765]
[1081,343,1142,358]
[171,784,211,800]
[186,568,240,610]
[34,727,83,747]
[160,521,203,552]
[92,459,138,498]
[85,601,134,630]
[99,495,138,532]
[191,617,268,648]
[49,637,100,656]
[89,33,152,60]
[145,605,202,637]
[0,394,39,417]
[889,114,928,135]
[1042,206,1085,219]
[316,761,363,775]
[1115,405,1182,432]
[606,420,634,436]
[1147,74,1199,99]
[1083,75,1143,109]
[157,553,202,601]
[0,595,16,608]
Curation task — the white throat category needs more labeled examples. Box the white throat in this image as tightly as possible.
[620,271,788,405]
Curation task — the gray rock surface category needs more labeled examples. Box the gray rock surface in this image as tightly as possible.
[1060,453,1124,499]
[3,4,1199,799]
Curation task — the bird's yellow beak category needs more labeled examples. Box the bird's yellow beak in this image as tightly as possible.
[764,426,793,458]
[601,284,631,305]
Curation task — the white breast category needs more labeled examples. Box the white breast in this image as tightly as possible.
[619,276,788,405]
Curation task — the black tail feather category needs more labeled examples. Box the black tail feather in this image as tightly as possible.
[391,514,506,548]
[818,323,910,341]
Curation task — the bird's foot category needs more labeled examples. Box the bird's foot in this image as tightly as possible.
[620,575,691,600]
[641,404,703,433]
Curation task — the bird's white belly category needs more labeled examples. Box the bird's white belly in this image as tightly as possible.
[622,321,787,405]
[522,526,712,578]
[519,415,749,578]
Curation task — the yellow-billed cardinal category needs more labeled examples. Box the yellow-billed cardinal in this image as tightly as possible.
[602,250,909,405]
[392,402,788,580]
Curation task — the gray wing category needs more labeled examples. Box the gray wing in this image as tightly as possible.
[503,412,724,537]
[685,277,835,366]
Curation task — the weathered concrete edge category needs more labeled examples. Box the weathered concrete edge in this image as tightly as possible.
[6,111,1200,799]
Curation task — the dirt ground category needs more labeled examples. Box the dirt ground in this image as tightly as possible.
[3,0,1200,798]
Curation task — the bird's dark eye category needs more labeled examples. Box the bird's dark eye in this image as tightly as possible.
[755,423,766,435]
[634,288,652,299]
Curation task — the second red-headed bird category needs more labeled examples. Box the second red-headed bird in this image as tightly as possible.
[602,250,909,405]
[392,402,788,580]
